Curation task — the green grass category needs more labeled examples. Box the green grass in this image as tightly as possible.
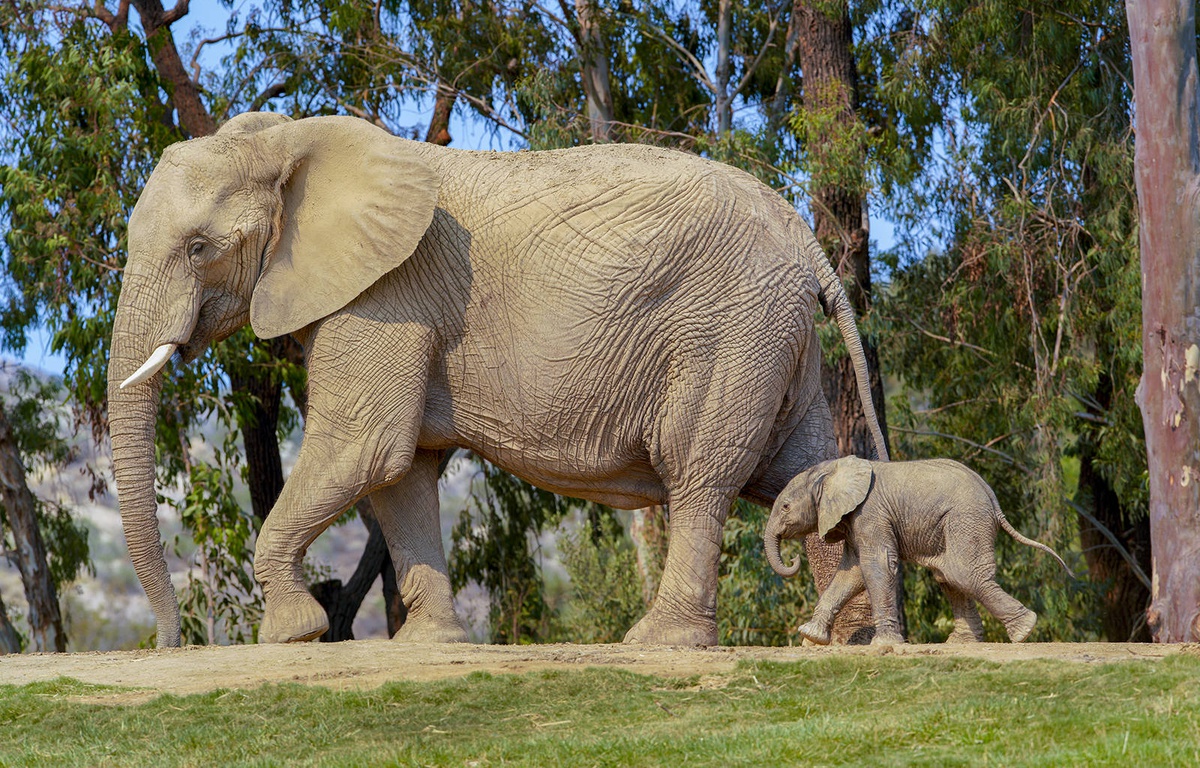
[1,655,1198,767]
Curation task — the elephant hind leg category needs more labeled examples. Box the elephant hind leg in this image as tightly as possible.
[940,563,1035,643]
[370,450,467,643]
[623,486,734,646]
[939,582,985,643]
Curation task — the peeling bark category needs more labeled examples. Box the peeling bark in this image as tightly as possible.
[1126,0,1200,642]
[425,84,457,146]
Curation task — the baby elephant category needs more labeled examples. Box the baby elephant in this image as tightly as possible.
[764,457,1072,645]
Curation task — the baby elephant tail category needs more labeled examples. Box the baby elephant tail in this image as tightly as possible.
[987,486,1075,578]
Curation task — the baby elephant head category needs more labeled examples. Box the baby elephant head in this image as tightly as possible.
[763,456,875,577]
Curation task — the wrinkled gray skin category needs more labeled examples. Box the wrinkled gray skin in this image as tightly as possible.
[764,457,1072,645]
[109,113,887,648]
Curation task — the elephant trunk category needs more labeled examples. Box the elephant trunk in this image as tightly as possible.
[107,280,184,648]
[811,241,890,462]
[764,517,803,578]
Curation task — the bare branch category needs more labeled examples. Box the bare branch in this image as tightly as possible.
[1066,498,1152,591]
[89,0,130,30]
[249,81,288,112]
[889,425,1033,472]
[730,13,781,99]
[160,0,188,26]
[633,17,717,94]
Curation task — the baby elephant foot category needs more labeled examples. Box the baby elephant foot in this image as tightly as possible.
[797,618,831,646]
[393,614,469,644]
[946,628,983,644]
[623,607,717,646]
[870,631,906,647]
[260,591,329,643]
[1006,609,1038,643]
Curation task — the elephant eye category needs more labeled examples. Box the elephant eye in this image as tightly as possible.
[188,239,205,258]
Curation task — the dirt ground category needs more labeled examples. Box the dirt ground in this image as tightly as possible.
[1,641,1191,704]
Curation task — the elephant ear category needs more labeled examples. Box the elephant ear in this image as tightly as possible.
[248,115,440,339]
[816,457,874,541]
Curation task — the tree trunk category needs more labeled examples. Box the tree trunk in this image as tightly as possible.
[0,405,65,652]
[575,0,615,142]
[1076,453,1152,642]
[0,590,21,653]
[1126,0,1200,642]
[130,0,215,138]
[714,0,733,134]
[425,84,456,146]
[312,499,406,641]
[795,0,888,643]
[228,359,284,524]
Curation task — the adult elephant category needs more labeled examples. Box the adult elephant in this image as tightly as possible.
[109,112,887,648]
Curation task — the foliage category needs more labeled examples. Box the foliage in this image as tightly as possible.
[863,0,1143,640]
[170,455,262,646]
[2,655,1200,765]
[556,515,645,644]
[719,500,815,646]
[450,461,581,643]
[0,368,90,587]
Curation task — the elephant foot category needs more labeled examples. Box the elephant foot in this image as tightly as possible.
[623,609,717,646]
[1006,609,1037,643]
[946,628,982,644]
[260,591,329,643]
[797,619,831,646]
[870,631,905,647]
[393,614,469,644]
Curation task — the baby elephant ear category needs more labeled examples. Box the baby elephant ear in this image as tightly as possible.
[817,457,874,540]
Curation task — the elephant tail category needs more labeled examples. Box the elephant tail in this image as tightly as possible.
[986,484,1075,578]
[811,240,890,461]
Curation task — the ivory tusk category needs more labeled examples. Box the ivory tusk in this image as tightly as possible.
[119,343,178,389]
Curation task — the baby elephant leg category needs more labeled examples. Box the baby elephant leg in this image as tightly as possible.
[940,583,985,643]
[975,580,1037,642]
[798,548,864,645]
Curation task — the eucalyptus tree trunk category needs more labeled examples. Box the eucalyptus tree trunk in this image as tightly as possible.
[0,405,65,652]
[574,0,615,142]
[0,591,20,653]
[794,0,889,643]
[1126,0,1200,643]
[714,0,733,134]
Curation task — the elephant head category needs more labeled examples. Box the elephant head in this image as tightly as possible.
[107,114,441,646]
[763,456,874,578]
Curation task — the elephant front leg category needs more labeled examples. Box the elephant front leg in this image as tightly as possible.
[623,488,730,646]
[798,548,865,645]
[255,435,410,644]
[858,531,906,646]
[369,450,467,643]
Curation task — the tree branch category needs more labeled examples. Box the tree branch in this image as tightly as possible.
[160,0,188,25]
[89,0,130,30]
[1066,498,1152,591]
[888,425,1033,472]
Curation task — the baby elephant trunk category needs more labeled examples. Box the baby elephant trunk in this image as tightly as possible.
[763,518,803,578]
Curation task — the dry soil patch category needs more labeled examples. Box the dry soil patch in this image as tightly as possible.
[1,641,1189,704]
